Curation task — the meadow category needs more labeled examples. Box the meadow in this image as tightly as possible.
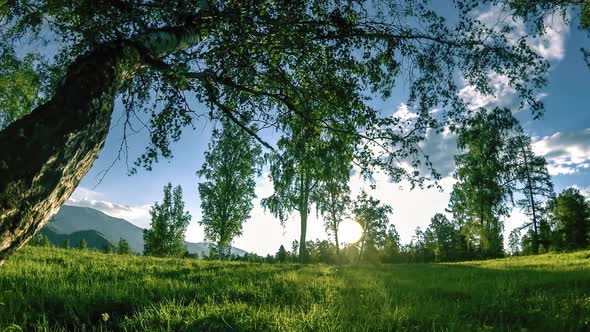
[0,247,589,331]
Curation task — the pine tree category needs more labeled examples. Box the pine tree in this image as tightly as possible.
[276,245,288,263]
[506,132,554,254]
[117,239,132,255]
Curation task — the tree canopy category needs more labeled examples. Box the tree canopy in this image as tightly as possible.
[0,0,554,262]
[144,183,191,258]
[198,117,261,258]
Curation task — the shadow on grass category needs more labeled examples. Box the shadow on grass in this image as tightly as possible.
[334,263,590,331]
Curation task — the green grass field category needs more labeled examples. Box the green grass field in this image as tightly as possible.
[1,247,589,331]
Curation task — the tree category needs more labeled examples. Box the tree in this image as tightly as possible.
[117,238,132,255]
[449,108,519,258]
[197,118,261,259]
[550,188,590,250]
[353,191,393,262]
[144,183,191,257]
[382,224,401,263]
[62,239,69,249]
[0,1,549,263]
[101,243,112,254]
[261,112,323,262]
[507,133,554,254]
[31,234,51,248]
[427,213,456,262]
[78,239,88,250]
[506,0,590,68]
[276,245,288,263]
[508,229,521,256]
[315,137,353,256]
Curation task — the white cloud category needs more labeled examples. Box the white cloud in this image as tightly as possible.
[393,103,418,121]
[67,187,152,228]
[572,185,590,199]
[532,129,590,175]
[417,128,458,177]
[458,73,518,110]
[459,5,569,111]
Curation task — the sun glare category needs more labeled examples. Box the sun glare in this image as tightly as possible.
[339,220,363,245]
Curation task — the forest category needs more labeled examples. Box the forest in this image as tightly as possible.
[1,0,590,330]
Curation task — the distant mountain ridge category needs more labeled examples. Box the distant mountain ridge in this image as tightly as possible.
[40,205,247,256]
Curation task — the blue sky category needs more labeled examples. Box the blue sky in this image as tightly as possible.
[66,7,590,255]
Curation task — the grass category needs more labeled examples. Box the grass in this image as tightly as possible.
[0,247,589,331]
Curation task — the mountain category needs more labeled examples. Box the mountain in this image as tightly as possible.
[40,205,247,256]
[40,224,114,250]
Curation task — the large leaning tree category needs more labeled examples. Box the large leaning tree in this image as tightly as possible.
[0,0,548,263]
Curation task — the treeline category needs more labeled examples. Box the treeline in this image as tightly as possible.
[217,108,590,265]
[29,236,133,255]
[78,107,587,265]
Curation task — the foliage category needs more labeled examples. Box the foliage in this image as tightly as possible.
[426,213,456,261]
[315,134,354,255]
[505,127,554,254]
[508,228,521,256]
[116,239,132,255]
[197,118,261,258]
[2,246,590,331]
[275,245,288,263]
[0,51,45,129]
[449,108,521,258]
[77,239,87,250]
[0,0,555,262]
[100,243,112,254]
[143,183,191,258]
[550,188,590,250]
[352,191,393,262]
[381,224,402,263]
[1,0,550,180]
[28,234,51,248]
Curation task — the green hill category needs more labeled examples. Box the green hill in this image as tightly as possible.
[43,205,247,256]
[40,224,114,250]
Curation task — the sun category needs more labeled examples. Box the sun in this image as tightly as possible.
[338,220,363,245]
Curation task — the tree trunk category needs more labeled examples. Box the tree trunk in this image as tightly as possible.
[331,207,340,256]
[298,169,311,262]
[334,220,340,256]
[0,24,205,264]
[299,207,308,262]
[522,146,539,254]
[358,233,366,262]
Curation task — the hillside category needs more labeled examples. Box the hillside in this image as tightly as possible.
[40,225,114,250]
[1,247,589,331]
[43,205,247,256]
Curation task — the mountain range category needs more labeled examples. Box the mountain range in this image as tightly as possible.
[39,205,247,256]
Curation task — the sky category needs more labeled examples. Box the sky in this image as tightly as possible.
[65,6,590,255]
